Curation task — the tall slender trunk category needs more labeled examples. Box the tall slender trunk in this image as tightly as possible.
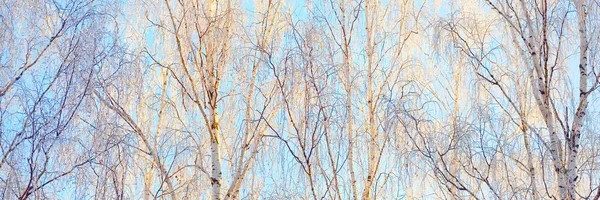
[143,163,154,200]
[347,83,358,200]
[209,106,222,200]
[449,67,461,199]
[517,0,568,198]
[566,0,589,199]
[206,0,231,198]
[340,0,358,197]
[522,127,538,200]
[323,120,342,200]
[362,0,378,199]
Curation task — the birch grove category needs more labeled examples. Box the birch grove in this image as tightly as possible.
[1,0,600,199]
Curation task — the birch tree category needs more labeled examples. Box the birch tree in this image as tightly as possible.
[0,0,120,198]
[447,0,600,198]
[2,0,600,199]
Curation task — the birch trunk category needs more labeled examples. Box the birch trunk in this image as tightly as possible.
[362,0,378,198]
[209,107,222,200]
[517,0,568,198]
[449,67,461,199]
[339,0,359,198]
[566,0,589,199]
[523,127,538,200]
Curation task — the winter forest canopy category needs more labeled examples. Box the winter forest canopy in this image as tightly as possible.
[1,0,600,199]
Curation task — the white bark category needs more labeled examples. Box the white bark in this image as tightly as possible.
[517,0,568,198]
[362,0,379,199]
[209,110,222,200]
[567,0,589,199]
[339,0,359,198]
